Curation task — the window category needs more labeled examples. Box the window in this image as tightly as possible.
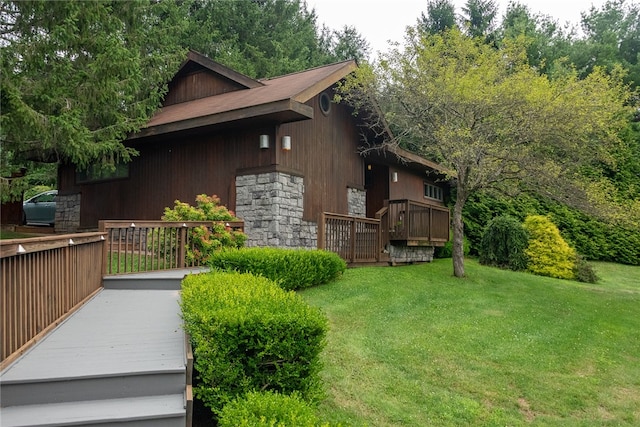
[319,92,331,116]
[424,183,443,201]
[76,162,129,184]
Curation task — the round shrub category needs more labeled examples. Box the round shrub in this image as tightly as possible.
[218,391,321,427]
[208,247,347,290]
[523,215,576,280]
[478,215,529,271]
[181,272,328,416]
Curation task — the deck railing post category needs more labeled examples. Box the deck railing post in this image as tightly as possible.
[178,226,187,269]
[318,212,326,250]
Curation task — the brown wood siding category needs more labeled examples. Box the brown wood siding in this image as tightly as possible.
[163,69,247,106]
[278,91,364,222]
[70,128,275,229]
[389,168,446,207]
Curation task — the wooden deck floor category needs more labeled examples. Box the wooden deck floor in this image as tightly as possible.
[1,288,185,383]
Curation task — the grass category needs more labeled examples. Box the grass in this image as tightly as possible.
[0,229,49,239]
[300,258,640,426]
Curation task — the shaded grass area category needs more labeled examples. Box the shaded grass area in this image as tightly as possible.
[300,259,640,426]
[0,229,47,239]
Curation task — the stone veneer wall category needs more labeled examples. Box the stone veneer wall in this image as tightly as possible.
[389,244,435,264]
[235,172,317,248]
[55,193,81,234]
[347,187,366,217]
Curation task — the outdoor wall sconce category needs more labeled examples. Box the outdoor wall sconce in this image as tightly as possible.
[259,134,269,149]
[282,135,291,151]
[392,171,398,182]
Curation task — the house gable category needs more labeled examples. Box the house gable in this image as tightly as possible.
[163,51,264,107]
[131,58,357,140]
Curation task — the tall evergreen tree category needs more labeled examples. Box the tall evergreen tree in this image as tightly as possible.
[0,0,185,200]
[183,0,329,78]
[418,0,458,34]
[461,0,498,40]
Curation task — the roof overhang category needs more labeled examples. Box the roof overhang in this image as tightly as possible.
[362,144,449,177]
[129,99,313,140]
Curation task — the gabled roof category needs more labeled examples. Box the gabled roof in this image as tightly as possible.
[173,51,264,90]
[130,57,357,140]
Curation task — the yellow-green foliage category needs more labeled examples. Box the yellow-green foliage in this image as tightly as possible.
[523,215,576,279]
[218,391,334,427]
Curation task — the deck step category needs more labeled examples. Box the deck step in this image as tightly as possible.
[0,370,186,406]
[103,267,208,290]
[0,394,186,427]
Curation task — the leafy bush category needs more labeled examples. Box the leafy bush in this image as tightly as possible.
[218,391,331,427]
[181,272,328,416]
[433,230,471,259]
[208,247,346,290]
[573,255,599,283]
[478,215,529,270]
[523,215,576,280]
[159,194,246,264]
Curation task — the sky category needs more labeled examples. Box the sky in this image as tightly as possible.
[307,0,611,57]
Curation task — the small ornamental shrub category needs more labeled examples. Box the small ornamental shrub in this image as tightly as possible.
[218,391,331,427]
[478,215,529,271]
[523,215,576,280]
[434,230,471,259]
[181,272,328,416]
[208,247,346,290]
[573,255,599,283]
[159,194,246,264]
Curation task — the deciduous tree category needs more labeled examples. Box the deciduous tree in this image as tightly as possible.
[338,28,631,277]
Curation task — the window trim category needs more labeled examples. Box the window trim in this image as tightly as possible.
[424,182,443,201]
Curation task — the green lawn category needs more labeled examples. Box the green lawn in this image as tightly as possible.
[300,259,640,426]
[0,229,45,239]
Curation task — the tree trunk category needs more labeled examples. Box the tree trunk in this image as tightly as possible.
[452,185,467,278]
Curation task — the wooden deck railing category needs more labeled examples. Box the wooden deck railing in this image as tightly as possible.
[99,220,245,275]
[318,213,382,263]
[387,199,450,245]
[1,232,105,366]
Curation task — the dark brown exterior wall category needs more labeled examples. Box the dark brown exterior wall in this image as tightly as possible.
[388,168,446,208]
[58,89,370,229]
[59,127,276,229]
[163,69,246,106]
[278,91,364,221]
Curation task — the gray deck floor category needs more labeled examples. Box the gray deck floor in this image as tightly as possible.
[1,288,185,383]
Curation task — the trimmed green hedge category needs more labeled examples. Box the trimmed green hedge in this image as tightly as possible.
[208,247,347,290]
[218,391,334,427]
[181,271,328,416]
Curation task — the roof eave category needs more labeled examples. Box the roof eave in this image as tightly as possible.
[129,99,313,140]
[292,61,358,103]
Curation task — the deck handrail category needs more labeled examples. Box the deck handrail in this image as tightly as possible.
[99,220,245,275]
[1,232,106,366]
[318,212,382,263]
[387,199,450,244]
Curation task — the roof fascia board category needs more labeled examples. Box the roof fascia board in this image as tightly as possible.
[130,99,312,140]
[292,61,357,103]
[385,144,446,173]
[183,50,264,89]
